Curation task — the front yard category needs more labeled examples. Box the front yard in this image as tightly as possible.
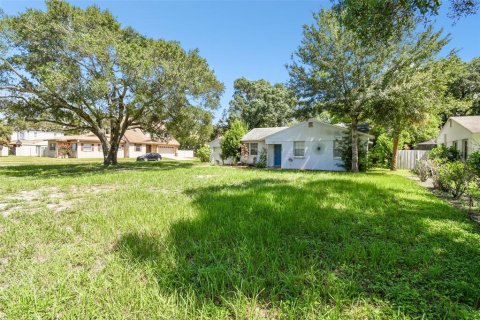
[0,158,479,319]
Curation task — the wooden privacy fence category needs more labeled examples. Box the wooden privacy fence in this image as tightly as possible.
[396,150,429,170]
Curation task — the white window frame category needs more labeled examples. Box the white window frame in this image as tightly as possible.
[250,143,258,156]
[135,144,142,152]
[294,141,305,157]
[82,143,93,152]
[452,140,458,150]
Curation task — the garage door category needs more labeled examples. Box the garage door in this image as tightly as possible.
[158,147,175,155]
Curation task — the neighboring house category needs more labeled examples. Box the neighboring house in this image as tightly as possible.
[0,144,8,157]
[436,116,480,160]
[9,130,64,157]
[209,137,231,165]
[46,129,180,159]
[415,139,437,150]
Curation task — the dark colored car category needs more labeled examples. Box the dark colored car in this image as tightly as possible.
[136,153,162,161]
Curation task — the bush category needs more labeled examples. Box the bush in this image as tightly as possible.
[221,119,247,164]
[438,161,474,199]
[413,159,437,182]
[428,144,461,163]
[255,149,267,168]
[467,151,480,177]
[196,146,211,162]
[335,132,369,172]
[370,133,393,168]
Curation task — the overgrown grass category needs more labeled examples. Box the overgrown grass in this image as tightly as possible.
[0,157,479,319]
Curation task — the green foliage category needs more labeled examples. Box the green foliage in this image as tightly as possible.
[333,0,477,43]
[167,106,214,150]
[255,149,267,168]
[467,151,480,177]
[0,0,223,165]
[335,132,368,172]
[196,146,211,163]
[428,145,461,163]
[221,119,246,163]
[370,134,393,168]
[413,159,437,182]
[438,161,475,199]
[228,78,297,129]
[0,120,12,145]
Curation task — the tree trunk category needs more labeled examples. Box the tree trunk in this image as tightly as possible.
[390,134,400,171]
[351,116,359,173]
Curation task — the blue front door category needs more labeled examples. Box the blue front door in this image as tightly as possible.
[274,144,282,167]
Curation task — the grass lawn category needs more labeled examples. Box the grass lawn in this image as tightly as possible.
[0,157,479,319]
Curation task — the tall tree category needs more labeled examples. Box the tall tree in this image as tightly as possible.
[0,120,12,145]
[334,0,478,43]
[228,78,297,129]
[288,9,391,172]
[0,0,223,165]
[221,119,246,164]
[167,106,214,150]
[370,27,449,170]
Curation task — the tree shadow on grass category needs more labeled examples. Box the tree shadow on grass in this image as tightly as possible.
[116,177,480,318]
[0,160,195,179]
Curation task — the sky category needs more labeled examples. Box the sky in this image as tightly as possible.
[1,0,479,122]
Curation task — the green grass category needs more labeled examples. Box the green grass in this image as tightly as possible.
[0,157,479,319]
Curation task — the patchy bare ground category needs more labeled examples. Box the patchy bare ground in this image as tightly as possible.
[0,185,117,217]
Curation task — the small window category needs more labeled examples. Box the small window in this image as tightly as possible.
[333,140,342,159]
[71,143,77,152]
[462,139,468,160]
[308,121,313,127]
[98,144,102,152]
[250,143,258,156]
[49,143,56,151]
[452,141,458,150]
[135,144,141,152]
[294,141,305,157]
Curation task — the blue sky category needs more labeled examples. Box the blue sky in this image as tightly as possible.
[1,0,479,122]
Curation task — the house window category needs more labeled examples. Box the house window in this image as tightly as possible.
[250,143,258,156]
[333,140,342,159]
[308,121,313,127]
[82,143,93,152]
[49,143,56,151]
[294,141,305,157]
[462,139,468,160]
[71,143,77,152]
[34,132,37,138]
[452,140,458,150]
[135,144,141,152]
[98,144,102,152]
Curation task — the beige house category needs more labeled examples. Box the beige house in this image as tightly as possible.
[46,129,180,159]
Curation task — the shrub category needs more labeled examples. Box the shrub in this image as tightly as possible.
[221,119,247,164]
[335,132,369,172]
[370,133,393,168]
[255,149,267,168]
[413,159,437,182]
[196,146,211,162]
[467,151,480,177]
[428,144,461,163]
[438,161,475,199]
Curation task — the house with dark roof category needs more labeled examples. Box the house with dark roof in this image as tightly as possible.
[46,129,180,159]
[210,119,373,171]
[436,116,480,160]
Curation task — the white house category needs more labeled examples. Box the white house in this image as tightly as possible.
[241,120,373,171]
[209,137,232,165]
[436,116,480,159]
[10,130,64,157]
[0,144,8,157]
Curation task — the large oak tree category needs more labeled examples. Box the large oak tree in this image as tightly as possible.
[0,0,223,164]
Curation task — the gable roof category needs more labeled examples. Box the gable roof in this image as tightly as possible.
[450,116,480,133]
[52,129,179,146]
[241,127,289,142]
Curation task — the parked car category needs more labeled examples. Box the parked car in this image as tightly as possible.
[136,153,162,161]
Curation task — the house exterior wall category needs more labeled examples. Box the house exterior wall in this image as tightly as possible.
[436,119,480,158]
[0,145,9,157]
[11,130,63,141]
[265,121,369,171]
[241,141,266,165]
[126,143,146,159]
[14,143,48,157]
